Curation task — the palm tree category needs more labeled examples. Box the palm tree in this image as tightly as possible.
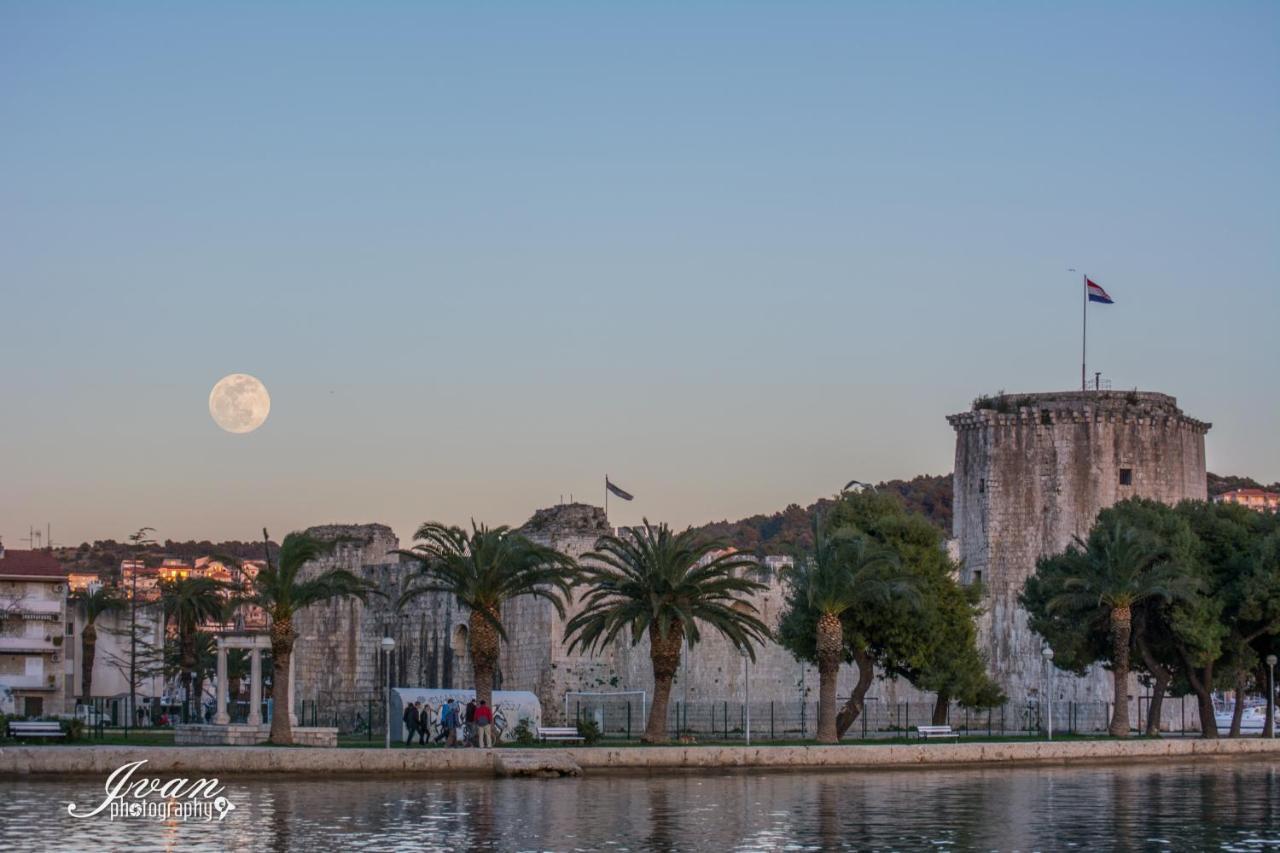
[564,521,769,743]
[71,585,125,701]
[397,522,576,709]
[785,526,904,743]
[160,576,228,715]
[1047,521,1192,737]
[237,529,375,744]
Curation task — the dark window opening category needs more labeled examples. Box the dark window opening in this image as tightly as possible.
[978,478,986,493]
[1119,468,1133,486]
[973,570,983,586]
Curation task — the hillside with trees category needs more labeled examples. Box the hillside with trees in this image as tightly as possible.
[696,470,1271,555]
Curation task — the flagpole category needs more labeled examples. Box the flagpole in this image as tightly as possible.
[1081,273,1087,392]
[604,475,608,520]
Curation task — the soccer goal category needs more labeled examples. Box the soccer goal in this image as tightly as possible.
[563,691,648,735]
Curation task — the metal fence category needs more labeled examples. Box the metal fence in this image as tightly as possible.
[567,696,1204,741]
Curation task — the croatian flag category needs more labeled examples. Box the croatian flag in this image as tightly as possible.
[1086,278,1114,304]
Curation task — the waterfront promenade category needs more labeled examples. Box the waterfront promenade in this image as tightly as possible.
[5,737,1279,777]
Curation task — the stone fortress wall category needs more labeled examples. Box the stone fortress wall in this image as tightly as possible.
[291,389,1211,730]
[948,390,1210,716]
[292,506,936,727]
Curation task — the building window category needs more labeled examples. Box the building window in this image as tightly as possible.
[978,478,986,494]
[973,570,983,586]
[1119,468,1133,486]
[66,622,74,636]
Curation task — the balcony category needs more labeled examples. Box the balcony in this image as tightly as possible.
[0,674,57,691]
[0,636,59,654]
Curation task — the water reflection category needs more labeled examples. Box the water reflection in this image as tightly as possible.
[1,758,1276,851]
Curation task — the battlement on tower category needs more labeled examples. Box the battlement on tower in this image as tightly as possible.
[948,390,1210,433]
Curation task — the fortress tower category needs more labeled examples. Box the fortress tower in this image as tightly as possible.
[947,391,1210,705]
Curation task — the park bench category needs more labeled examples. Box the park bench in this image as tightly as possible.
[7,721,66,740]
[537,726,585,743]
[915,725,958,741]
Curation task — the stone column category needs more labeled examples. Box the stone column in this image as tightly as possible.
[248,647,262,725]
[213,639,230,725]
[288,649,297,726]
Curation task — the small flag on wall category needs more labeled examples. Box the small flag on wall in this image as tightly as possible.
[605,478,634,501]
[1086,278,1114,304]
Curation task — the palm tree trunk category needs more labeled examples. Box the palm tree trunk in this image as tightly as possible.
[644,623,684,743]
[268,616,294,745]
[835,646,876,738]
[469,606,501,709]
[81,622,97,701]
[815,612,842,744]
[1108,605,1132,737]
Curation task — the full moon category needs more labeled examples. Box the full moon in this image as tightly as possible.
[209,373,271,434]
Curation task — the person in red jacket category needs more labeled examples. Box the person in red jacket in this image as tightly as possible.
[474,699,494,748]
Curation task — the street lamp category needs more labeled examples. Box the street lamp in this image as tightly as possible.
[1267,654,1277,740]
[741,648,751,746]
[1042,647,1055,741]
[381,636,395,749]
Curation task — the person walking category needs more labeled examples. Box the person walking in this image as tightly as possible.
[474,699,494,748]
[465,699,477,746]
[403,700,421,746]
[417,702,432,745]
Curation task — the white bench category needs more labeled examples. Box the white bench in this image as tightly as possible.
[7,721,66,740]
[916,725,958,741]
[538,726,586,743]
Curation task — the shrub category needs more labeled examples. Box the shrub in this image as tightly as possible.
[61,718,85,742]
[513,718,535,745]
[576,718,602,745]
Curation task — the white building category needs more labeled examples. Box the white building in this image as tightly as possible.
[0,546,70,717]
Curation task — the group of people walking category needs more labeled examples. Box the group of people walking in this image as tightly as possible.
[403,698,495,748]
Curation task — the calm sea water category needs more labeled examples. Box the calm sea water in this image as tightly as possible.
[1,758,1277,851]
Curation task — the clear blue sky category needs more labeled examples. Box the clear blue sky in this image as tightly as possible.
[2,2,1277,547]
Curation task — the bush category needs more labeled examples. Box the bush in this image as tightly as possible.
[513,718,535,745]
[61,718,85,742]
[576,718,601,745]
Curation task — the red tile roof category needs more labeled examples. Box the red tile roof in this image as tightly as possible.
[0,549,68,579]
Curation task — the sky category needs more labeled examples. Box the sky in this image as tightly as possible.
[2,2,1277,549]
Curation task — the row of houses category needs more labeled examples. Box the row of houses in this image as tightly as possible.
[0,544,264,718]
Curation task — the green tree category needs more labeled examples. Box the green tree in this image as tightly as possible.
[70,585,125,701]
[1026,518,1196,737]
[398,522,576,710]
[781,523,904,743]
[235,530,375,744]
[564,521,768,743]
[781,489,975,738]
[159,576,228,711]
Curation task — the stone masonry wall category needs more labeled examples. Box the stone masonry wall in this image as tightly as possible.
[948,391,1210,719]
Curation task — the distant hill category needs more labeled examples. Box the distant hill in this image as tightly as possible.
[694,474,953,556]
[1207,472,1280,496]
[53,538,278,574]
[694,471,1272,556]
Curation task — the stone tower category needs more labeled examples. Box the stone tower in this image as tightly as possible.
[947,391,1210,705]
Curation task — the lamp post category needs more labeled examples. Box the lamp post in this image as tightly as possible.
[1267,654,1277,740]
[381,636,395,749]
[741,648,751,746]
[1042,647,1055,741]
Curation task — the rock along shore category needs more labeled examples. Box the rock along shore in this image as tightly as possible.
[3,738,1280,777]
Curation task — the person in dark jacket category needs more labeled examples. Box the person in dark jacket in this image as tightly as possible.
[403,701,422,745]
[465,699,477,746]
[417,703,432,745]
